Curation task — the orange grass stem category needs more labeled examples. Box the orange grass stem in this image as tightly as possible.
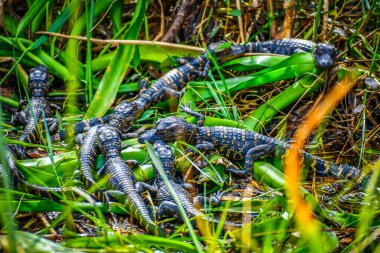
[285,69,365,242]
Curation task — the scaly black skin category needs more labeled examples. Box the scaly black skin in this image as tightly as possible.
[208,39,339,68]
[108,53,212,133]
[77,125,106,201]
[138,106,364,183]
[51,39,337,139]
[0,147,76,201]
[244,39,339,68]
[97,125,166,236]
[10,66,61,158]
[49,48,213,140]
[138,140,241,230]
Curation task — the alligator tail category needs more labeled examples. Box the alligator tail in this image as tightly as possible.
[51,115,110,142]
[19,179,76,201]
[302,151,362,181]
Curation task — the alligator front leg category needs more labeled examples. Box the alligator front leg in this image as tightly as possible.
[186,141,214,155]
[193,190,225,208]
[179,105,205,127]
[8,144,26,159]
[162,86,186,99]
[195,59,211,78]
[45,118,59,134]
[11,111,27,125]
[50,103,62,113]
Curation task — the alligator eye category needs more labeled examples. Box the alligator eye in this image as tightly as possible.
[156,124,165,131]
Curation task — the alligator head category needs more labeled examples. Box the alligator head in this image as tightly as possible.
[109,100,145,133]
[138,116,193,144]
[29,65,50,97]
[97,125,121,156]
[312,43,339,68]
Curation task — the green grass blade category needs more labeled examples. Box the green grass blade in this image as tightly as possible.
[15,0,51,37]
[3,14,19,36]
[85,0,148,118]
[31,0,82,50]
[243,73,323,131]
[145,141,203,252]
[190,53,317,101]
[63,233,198,252]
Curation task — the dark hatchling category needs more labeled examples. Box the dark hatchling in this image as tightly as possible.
[137,140,241,230]
[10,65,61,158]
[138,106,366,185]
[50,42,245,140]
[49,49,213,141]
[96,125,166,236]
[171,39,339,68]
[243,39,339,68]
[0,146,76,201]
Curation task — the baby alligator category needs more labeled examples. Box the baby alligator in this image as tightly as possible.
[209,39,339,68]
[51,42,242,140]
[138,140,241,230]
[96,125,166,236]
[0,147,76,201]
[11,65,61,158]
[138,106,364,183]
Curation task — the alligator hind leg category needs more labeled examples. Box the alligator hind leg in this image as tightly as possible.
[8,144,26,159]
[226,144,277,178]
[15,99,28,111]
[102,190,126,224]
[135,182,158,195]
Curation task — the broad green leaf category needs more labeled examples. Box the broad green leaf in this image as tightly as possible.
[221,55,287,71]
[85,0,149,118]
[3,14,20,36]
[190,53,317,101]
[63,234,197,252]
[0,231,81,253]
[91,45,201,71]
[244,73,323,131]
[63,0,117,65]
[228,9,242,16]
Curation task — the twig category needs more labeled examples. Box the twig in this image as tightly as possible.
[280,0,296,38]
[35,31,203,52]
[235,0,246,43]
[161,0,190,42]
[321,0,329,40]
[266,0,277,39]
[153,0,165,41]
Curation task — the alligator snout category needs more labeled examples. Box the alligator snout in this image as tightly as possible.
[138,129,159,144]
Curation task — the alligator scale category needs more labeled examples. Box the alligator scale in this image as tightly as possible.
[138,106,364,183]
